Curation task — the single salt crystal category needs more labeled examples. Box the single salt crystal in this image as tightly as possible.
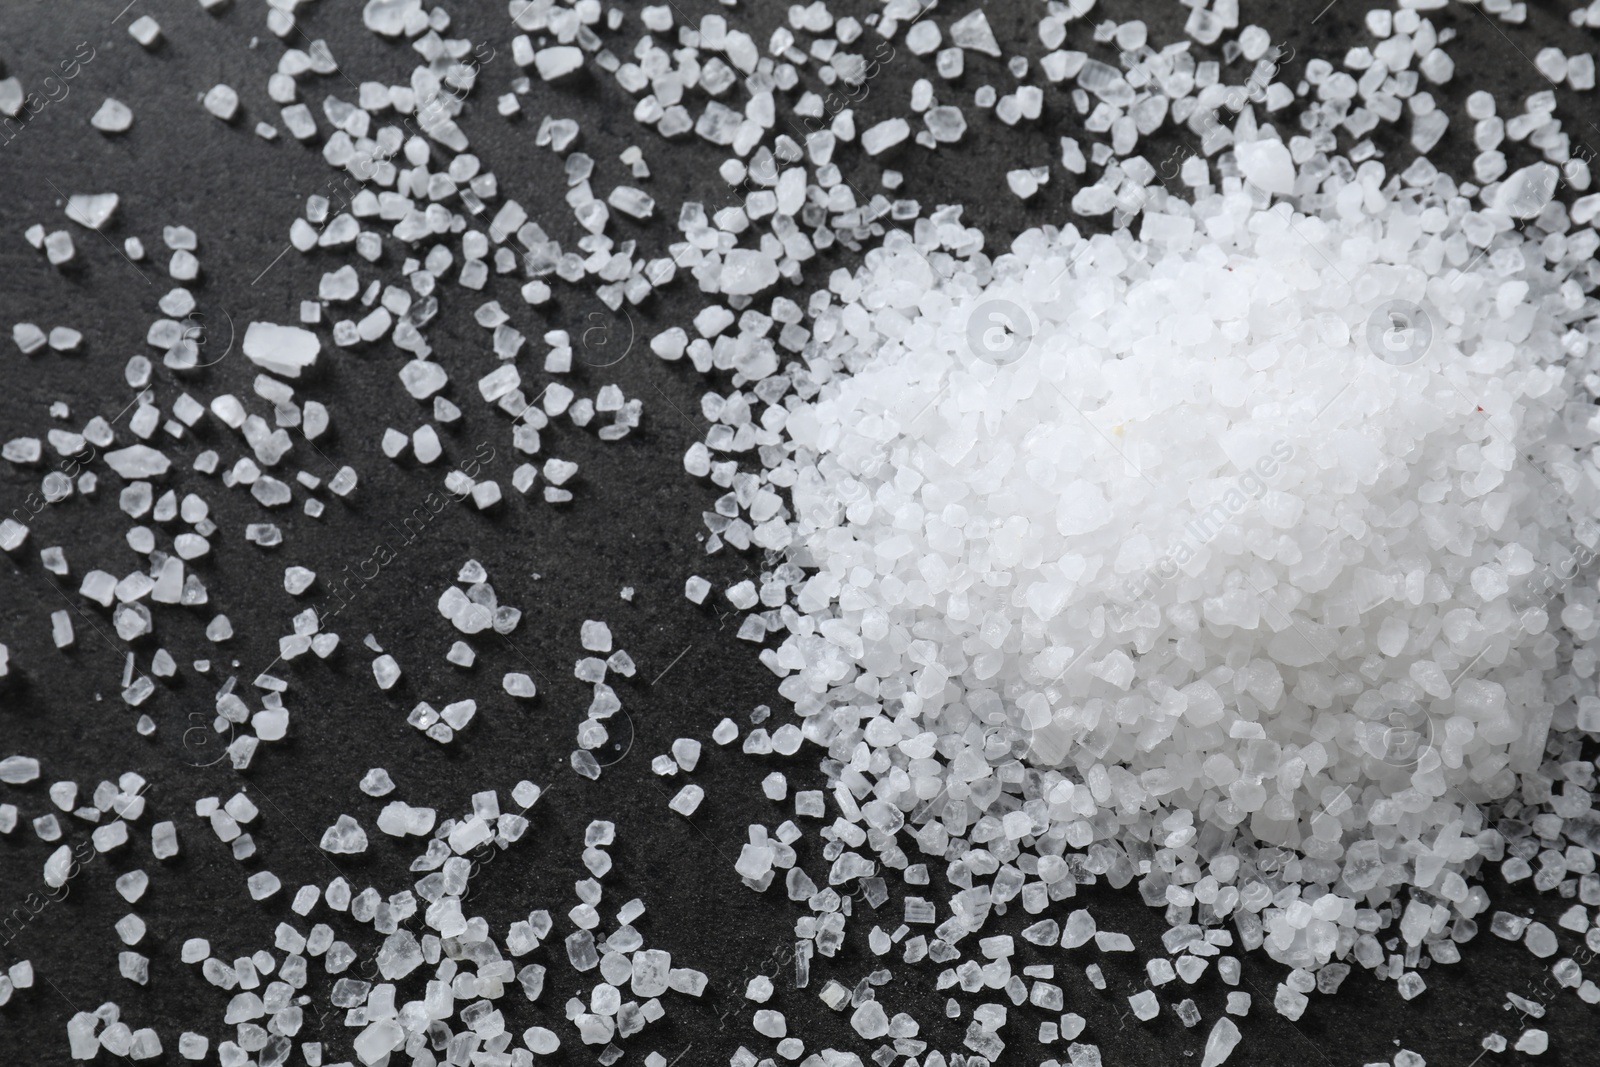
[1128,990,1159,1021]
[43,231,74,264]
[851,1001,889,1038]
[950,9,1002,56]
[247,871,280,900]
[1274,984,1308,1020]
[114,870,147,908]
[572,750,602,779]
[669,784,704,816]
[203,85,239,121]
[128,15,161,45]
[685,576,711,603]
[319,814,368,854]
[1496,163,1559,218]
[861,118,910,156]
[1234,138,1295,194]
[504,673,537,698]
[1202,1017,1241,1066]
[105,446,170,478]
[712,718,739,745]
[1060,910,1097,948]
[359,768,395,796]
[581,620,614,652]
[536,46,585,80]
[524,1026,560,1054]
[720,249,780,296]
[243,322,320,378]
[670,737,702,771]
[65,194,119,230]
[67,1013,100,1058]
[1515,1030,1549,1054]
[1226,991,1251,1015]
[151,821,178,858]
[608,186,655,219]
[1524,923,1559,958]
[372,655,400,689]
[0,756,40,783]
[115,914,145,945]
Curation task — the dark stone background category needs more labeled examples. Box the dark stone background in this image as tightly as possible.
[0,1,1595,1064]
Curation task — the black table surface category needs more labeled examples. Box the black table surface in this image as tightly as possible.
[1,1,1595,1065]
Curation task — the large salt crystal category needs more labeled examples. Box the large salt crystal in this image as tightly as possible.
[1495,162,1559,218]
[1233,138,1296,194]
[719,249,780,295]
[362,0,420,36]
[104,446,170,479]
[319,814,368,854]
[243,322,320,378]
[65,194,119,230]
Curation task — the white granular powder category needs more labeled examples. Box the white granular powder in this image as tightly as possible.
[712,164,1600,969]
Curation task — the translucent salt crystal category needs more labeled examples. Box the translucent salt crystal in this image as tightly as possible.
[669,784,704,816]
[372,655,400,689]
[247,872,280,900]
[1396,971,1426,999]
[950,9,1001,56]
[319,814,368,854]
[104,446,170,478]
[1496,163,1559,218]
[1234,139,1295,194]
[128,15,161,45]
[1515,1030,1548,1054]
[243,322,320,378]
[152,821,178,858]
[720,249,780,296]
[0,756,40,784]
[536,46,585,80]
[203,85,239,121]
[671,738,702,771]
[581,620,614,652]
[360,768,395,796]
[65,193,119,230]
[860,119,910,156]
[1128,990,1159,1020]
[712,718,739,745]
[572,750,602,779]
[524,1026,560,1054]
[115,913,146,944]
[685,576,711,603]
[851,1001,889,1038]
[1525,923,1559,957]
[1273,984,1307,1020]
[504,673,537,698]
[1202,1017,1241,1066]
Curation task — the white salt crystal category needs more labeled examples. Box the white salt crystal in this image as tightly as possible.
[1202,1017,1241,1066]
[243,322,320,378]
[372,655,400,689]
[128,15,161,45]
[203,85,238,121]
[668,784,704,816]
[1233,138,1295,194]
[861,118,910,155]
